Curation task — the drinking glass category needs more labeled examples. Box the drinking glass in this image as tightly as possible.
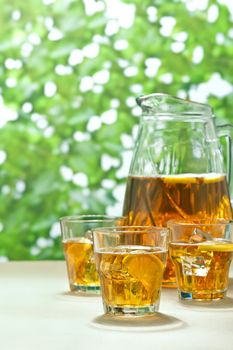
[92,226,169,316]
[169,221,233,300]
[60,215,122,294]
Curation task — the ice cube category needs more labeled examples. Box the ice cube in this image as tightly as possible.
[100,255,128,280]
[189,228,213,243]
[84,230,93,242]
[130,250,147,255]
[181,255,210,276]
[78,237,92,244]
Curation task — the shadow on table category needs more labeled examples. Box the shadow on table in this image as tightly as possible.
[90,312,185,332]
[62,290,101,297]
[228,277,233,289]
[179,296,233,311]
[55,290,101,303]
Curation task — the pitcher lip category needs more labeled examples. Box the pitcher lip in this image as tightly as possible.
[136,93,213,116]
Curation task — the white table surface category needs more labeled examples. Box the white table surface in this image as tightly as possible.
[1,261,233,350]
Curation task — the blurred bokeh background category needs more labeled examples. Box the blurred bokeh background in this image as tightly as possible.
[0,0,233,260]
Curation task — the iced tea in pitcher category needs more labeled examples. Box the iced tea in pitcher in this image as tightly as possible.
[122,94,233,287]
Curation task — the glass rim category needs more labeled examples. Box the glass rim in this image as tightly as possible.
[167,219,233,228]
[142,113,212,119]
[59,215,123,223]
[93,226,169,234]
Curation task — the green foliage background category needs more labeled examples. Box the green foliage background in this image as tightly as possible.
[0,0,232,260]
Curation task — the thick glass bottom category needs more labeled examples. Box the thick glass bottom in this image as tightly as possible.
[178,289,226,301]
[162,280,177,289]
[103,303,159,316]
[70,284,100,294]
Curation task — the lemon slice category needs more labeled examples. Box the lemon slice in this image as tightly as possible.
[123,253,164,291]
[198,242,233,252]
[163,175,198,184]
[66,241,92,261]
[162,174,224,184]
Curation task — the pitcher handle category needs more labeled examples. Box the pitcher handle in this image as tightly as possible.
[217,124,233,203]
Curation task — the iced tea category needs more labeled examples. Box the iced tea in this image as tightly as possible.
[63,238,100,292]
[170,239,233,300]
[60,215,122,293]
[93,226,168,316]
[123,174,232,286]
[95,246,167,313]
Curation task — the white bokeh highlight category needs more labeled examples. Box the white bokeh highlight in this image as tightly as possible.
[44,82,57,97]
[189,73,233,102]
[101,109,117,125]
[101,154,120,171]
[87,116,102,132]
[192,46,204,64]
[72,172,88,187]
[0,150,7,164]
[60,166,73,181]
[68,49,83,66]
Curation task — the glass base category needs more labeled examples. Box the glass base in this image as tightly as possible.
[103,303,159,316]
[70,284,100,294]
[178,290,226,301]
[162,281,177,289]
[162,276,177,288]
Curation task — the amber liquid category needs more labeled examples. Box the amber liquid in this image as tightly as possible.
[63,238,100,291]
[95,246,166,310]
[123,174,232,286]
[170,240,233,299]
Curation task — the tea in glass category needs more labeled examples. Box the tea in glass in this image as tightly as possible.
[93,226,168,315]
[60,215,122,293]
[169,221,233,300]
[63,238,99,291]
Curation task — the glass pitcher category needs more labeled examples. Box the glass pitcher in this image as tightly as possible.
[122,93,233,287]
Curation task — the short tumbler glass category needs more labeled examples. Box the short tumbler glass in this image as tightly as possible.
[169,221,233,301]
[60,215,122,294]
[92,226,169,316]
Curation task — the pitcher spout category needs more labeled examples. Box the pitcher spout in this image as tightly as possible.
[136,93,212,116]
